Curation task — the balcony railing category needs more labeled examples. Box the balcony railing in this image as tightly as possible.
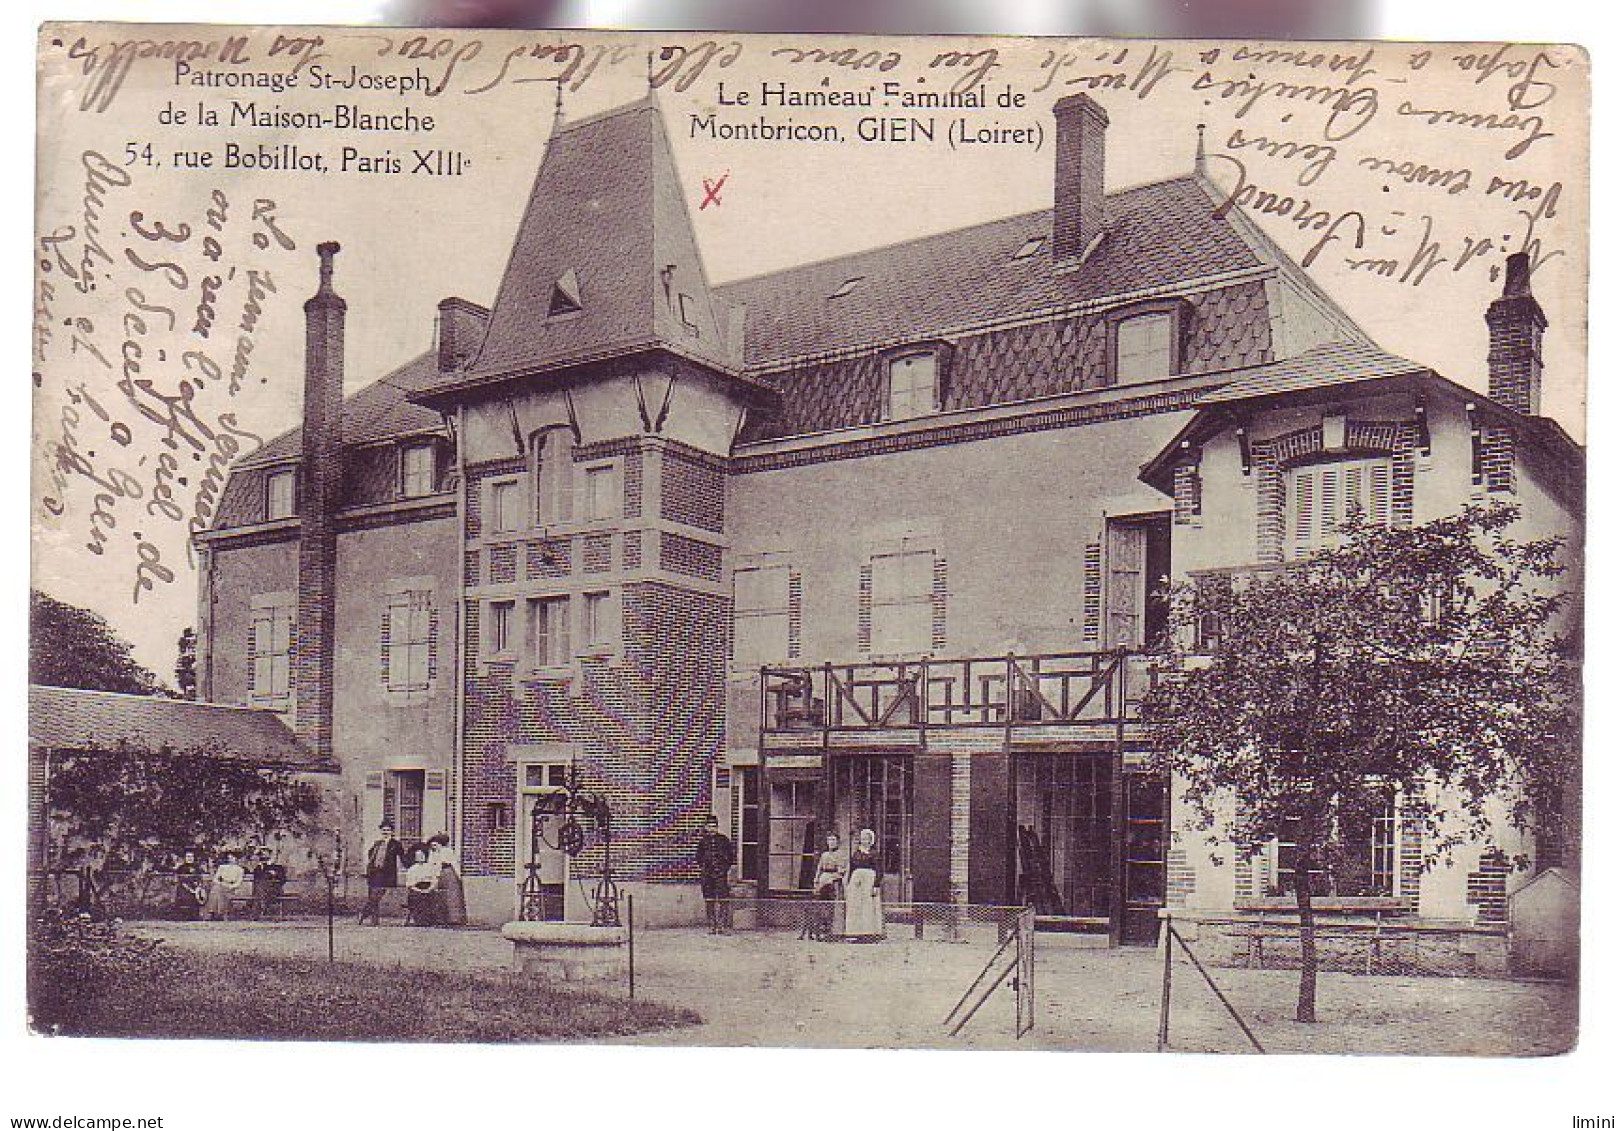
[760,649,1157,735]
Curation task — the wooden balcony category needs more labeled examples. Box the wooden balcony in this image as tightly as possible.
[758,649,1157,749]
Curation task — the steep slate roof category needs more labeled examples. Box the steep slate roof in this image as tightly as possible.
[29,685,328,771]
[715,176,1263,368]
[415,98,737,401]
[237,348,446,469]
[1196,341,1428,404]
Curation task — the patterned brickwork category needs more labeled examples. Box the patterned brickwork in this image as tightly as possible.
[1466,849,1512,925]
[931,557,949,653]
[787,571,803,659]
[1173,460,1202,525]
[526,537,572,580]
[1233,844,1257,901]
[856,563,873,653]
[1398,804,1426,911]
[1081,542,1103,642]
[583,533,613,574]
[1166,843,1196,907]
[660,445,726,533]
[463,549,480,588]
[623,447,644,519]
[1482,426,1516,494]
[488,542,517,585]
[623,532,643,572]
[743,281,1274,443]
[658,531,723,581]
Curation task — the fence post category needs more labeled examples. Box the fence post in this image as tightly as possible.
[1157,915,1174,1051]
[627,894,636,1001]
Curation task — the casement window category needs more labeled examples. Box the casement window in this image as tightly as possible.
[1114,312,1175,383]
[384,590,433,692]
[400,442,438,498]
[488,478,522,534]
[265,469,296,521]
[488,599,515,656]
[583,464,617,522]
[887,350,938,420]
[870,549,934,656]
[527,595,571,668]
[530,429,574,526]
[733,564,791,668]
[1288,456,1393,558]
[249,599,294,704]
[1269,789,1397,899]
[582,590,612,652]
[732,765,761,882]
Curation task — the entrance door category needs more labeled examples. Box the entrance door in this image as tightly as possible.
[767,775,819,892]
[1122,768,1169,945]
[386,770,426,842]
[831,755,914,902]
[518,763,569,921]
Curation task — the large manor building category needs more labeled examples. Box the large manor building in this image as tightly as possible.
[193,93,1582,959]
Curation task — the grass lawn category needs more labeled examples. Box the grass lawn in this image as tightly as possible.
[30,948,700,1043]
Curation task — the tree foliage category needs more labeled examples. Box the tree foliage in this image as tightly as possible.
[1140,502,1578,1021]
[46,742,321,871]
[174,627,198,700]
[30,590,162,695]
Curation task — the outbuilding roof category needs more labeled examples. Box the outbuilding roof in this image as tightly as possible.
[28,685,330,771]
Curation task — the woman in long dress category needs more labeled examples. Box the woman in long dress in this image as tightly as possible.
[428,833,467,927]
[843,828,884,941]
[404,845,440,926]
[202,852,245,921]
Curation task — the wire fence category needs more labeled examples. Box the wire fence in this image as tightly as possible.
[710,897,1026,945]
[1177,912,1509,978]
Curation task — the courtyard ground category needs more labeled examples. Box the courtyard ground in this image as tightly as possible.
[132,918,1577,1055]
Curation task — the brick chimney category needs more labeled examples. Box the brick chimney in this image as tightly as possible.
[1052,92,1110,262]
[296,241,344,762]
[1486,251,1547,415]
[436,296,488,373]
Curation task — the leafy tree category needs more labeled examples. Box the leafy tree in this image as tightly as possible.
[30,590,161,695]
[1140,502,1577,1023]
[174,627,198,700]
[46,742,321,873]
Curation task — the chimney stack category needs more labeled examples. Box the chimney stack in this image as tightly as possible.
[436,296,489,373]
[1052,92,1110,262]
[1486,251,1547,416]
[296,241,344,763]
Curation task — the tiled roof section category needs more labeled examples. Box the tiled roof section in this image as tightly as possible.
[1196,341,1428,405]
[717,176,1263,368]
[424,99,735,395]
[29,685,327,770]
[240,349,446,468]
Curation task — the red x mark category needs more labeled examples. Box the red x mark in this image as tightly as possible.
[701,172,729,210]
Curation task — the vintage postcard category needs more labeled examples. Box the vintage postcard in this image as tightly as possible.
[28,25,1585,1054]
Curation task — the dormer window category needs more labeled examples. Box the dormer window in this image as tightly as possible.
[548,269,582,317]
[1117,314,1173,382]
[400,441,437,498]
[887,350,939,420]
[1013,236,1045,260]
[1107,301,1186,385]
[678,293,700,333]
[829,276,864,299]
[265,468,296,520]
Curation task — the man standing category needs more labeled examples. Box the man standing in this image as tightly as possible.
[695,815,734,934]
[358,821,407,926]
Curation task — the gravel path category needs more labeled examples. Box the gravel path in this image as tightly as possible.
[136,919,1577,1055]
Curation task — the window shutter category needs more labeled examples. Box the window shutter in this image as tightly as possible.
[1369,462,1392,527]
[1292,472,1315,558]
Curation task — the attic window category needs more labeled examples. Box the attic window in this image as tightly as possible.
[548,269,582,317]
[1013,236,1045,260]
[829,276,864,299]
[678,293,700,332]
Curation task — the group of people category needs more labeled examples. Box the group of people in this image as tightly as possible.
[359,822,467,927]
[169,846,287,922]
[695,816,886,942]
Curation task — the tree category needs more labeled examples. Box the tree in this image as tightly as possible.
[1140,502,1577,1023]
[45,741,321,872]
[30,590,161,695]
[174,627,198,700]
